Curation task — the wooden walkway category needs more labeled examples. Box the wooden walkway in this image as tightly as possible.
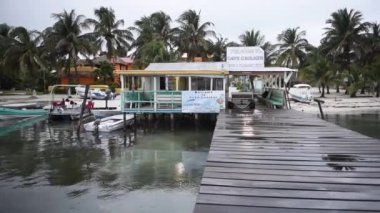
[194,109,380,213]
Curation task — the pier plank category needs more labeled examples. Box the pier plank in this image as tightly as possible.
[194,109,380,212]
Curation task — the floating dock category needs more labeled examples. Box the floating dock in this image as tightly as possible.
[194,109,380,212]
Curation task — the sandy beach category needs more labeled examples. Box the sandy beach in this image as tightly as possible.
[290,88,380,115]
[0,93,121,109]
[1,89,380,115]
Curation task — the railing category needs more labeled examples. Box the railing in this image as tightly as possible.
[121,90,182,113]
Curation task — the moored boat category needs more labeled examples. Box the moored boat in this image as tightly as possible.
[0,107,47,120]
[47,84,93,121]
[83,114,134,132]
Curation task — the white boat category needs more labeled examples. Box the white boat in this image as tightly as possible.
[83,114,134,132]
[288,84,313,103]
[75,85,115,100]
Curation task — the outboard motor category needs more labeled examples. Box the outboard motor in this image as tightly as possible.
[93,118,101,133]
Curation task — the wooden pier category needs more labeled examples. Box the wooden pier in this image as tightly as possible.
[194,109,380,212]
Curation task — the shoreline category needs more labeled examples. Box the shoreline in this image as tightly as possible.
[1,88,380,115]
[290,88,380,115]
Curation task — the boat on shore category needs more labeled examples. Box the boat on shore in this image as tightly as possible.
[288,84,313,103]
[75,85,115,100]
[84,114,134,132]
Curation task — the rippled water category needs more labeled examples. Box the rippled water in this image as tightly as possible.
[0,116,214,213]
[325,110,380,139]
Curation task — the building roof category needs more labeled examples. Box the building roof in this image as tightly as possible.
[77,56,133,66]
[93,56,133,65]
[116,70,228,76]
[145,62,296,73]
[146,62,229,71]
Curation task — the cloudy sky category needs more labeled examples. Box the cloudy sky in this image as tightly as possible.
[1,0,379,46]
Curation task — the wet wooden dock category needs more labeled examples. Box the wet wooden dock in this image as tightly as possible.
[194,109,380,213]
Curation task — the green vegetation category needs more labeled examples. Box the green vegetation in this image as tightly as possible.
[0,7,379,97]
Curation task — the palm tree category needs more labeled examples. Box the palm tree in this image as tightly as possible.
[150,11,176,50]
[176,9,215,61]
[367,55,380,97]
[322,8,367,70]
[3,27,43,89]
[0,23,13,89]
[275,27,310,68]
[361,22,380,64]
[86,7,133,60]
[206,36,229,61]
[131,11,176,68]
[93,61,113,83]
[262,41,276,66]
[321,8,367,94]
[49,9,94,83]
[239,29,265,46]
[303,52,334,97]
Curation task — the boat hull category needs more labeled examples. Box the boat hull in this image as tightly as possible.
[48,107,92,121]
[84,114,134,132]
[0,107,47,120]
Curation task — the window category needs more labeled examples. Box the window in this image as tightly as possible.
[191,77,211,90]
[213,78,224,90]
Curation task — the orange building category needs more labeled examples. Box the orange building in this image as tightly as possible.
[60,56,133,85]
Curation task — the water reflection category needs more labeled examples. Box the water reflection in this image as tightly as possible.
[322,154,358,171]
[325,111,380,139]
[0,117,213,212]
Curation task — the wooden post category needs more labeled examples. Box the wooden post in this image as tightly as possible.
[123,112,126,131]
[194,113,199,131]
[170,113,174,131]
[153,77,157,112]
[77,85,90,135]
[314,98,325,119]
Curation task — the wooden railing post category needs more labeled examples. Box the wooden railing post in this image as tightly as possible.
[314,98,325,119]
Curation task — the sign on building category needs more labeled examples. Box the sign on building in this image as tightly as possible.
[182,91,225,113]
[227,46,264,71]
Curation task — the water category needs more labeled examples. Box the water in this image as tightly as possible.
[325,110,380,139]
[0,117,214,213]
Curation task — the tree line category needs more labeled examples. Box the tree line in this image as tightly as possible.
[0,7,379,97]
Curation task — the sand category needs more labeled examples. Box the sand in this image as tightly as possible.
[290,88,380,115]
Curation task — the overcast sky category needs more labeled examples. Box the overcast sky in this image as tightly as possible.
[1,0,379,46]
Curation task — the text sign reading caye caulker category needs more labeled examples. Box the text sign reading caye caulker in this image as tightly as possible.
[227,46,264,71]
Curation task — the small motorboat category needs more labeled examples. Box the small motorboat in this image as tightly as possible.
[47,84,93,121]
[288,84,313,103]
[48,102,92,121]
[83,114,134,132]
[75,85,115,100]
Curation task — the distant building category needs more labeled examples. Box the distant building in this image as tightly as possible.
[60,56,134,85]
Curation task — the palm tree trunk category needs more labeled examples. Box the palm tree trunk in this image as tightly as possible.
[74,66,79,84]
[345,82,350,95]
[376,81,380,97]
[66,55,72,84]
[361,79,368,94]
[73,57,79,84]
[336,84,340,93]
[321,84,325,98]
[326,85,330,94]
